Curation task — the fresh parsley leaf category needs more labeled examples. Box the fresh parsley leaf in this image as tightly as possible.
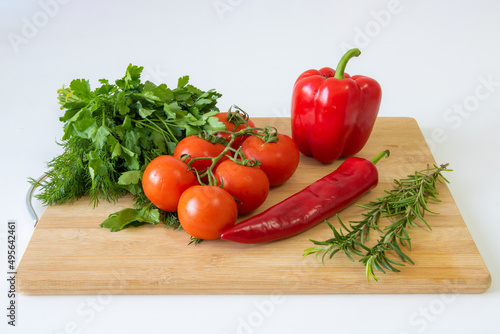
[33,63,224,232]
[177,75,189,88]
[69,79,92,101]
[100,207,160,232]
[118,170,142,185]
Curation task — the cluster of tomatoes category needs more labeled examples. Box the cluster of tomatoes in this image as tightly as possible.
[141,110,300,241]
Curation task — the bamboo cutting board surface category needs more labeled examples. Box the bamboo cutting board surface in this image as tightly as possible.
[17,117,491,295]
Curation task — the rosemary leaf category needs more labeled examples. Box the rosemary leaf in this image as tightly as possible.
[303,164,452,282]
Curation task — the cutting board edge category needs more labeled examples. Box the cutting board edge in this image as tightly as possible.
[17,280,492,296]
[16,262,492,295]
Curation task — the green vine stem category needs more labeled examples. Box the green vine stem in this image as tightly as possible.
[183,123,278,186]
[226,105,253,128]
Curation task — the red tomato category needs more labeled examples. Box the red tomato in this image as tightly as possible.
[177,185,238,239]
[215,160,270,213]
[214,112,256,148]
[241,133,300,186]
[173,136,229,174]
[142,155,197,212]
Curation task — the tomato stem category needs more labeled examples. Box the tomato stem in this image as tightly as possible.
[187,113,281,185]
[229,148,261,167]
[226,105,252,128]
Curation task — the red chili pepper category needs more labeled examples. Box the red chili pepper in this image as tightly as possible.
[291,48,382,163]
[220,151,389,244]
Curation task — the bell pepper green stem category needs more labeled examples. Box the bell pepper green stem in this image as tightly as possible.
[333,48,361,79]
[371,150,390,165]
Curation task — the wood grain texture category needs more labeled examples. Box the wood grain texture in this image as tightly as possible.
[16,117,491,295]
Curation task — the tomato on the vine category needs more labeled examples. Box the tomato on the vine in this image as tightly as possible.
[142,155,197,212]
[215,160,270,213]
[214,112,256,148]
[177,185,238,239]
[241,133,300,186]
[173,136,229,177]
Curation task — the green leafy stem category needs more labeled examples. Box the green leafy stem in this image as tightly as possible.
[303,163,452,282]
[30,64,226,233]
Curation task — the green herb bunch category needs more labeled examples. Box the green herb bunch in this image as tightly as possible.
[30,64,225,228]
[303,164,452,281]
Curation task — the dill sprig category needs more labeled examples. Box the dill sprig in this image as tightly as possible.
[303,163,452,282]
[29,64,225,232]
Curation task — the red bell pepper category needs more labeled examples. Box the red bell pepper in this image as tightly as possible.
[291,48,382,163]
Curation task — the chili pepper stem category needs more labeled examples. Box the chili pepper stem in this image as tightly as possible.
[333,48,361,79]
[371,150,390,165]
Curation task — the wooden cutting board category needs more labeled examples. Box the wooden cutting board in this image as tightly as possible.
[16,117,491,295]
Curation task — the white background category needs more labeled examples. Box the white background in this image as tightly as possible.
[1,0,499,333]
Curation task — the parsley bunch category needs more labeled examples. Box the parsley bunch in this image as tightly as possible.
[30,64,225,223]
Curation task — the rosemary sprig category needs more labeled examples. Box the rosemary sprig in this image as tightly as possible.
[303,163,452,282]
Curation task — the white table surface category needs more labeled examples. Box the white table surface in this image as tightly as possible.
[1,1,499,333]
